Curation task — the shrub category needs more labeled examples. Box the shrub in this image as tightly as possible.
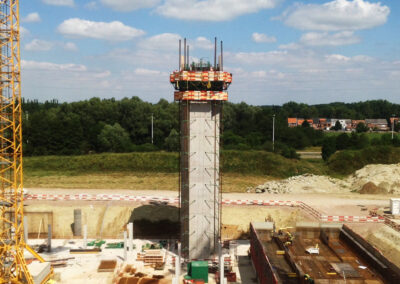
[328,146,400,175]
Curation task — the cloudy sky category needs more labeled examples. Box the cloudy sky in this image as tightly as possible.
[21,0,400,105]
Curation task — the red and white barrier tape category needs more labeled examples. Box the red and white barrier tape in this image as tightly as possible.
[24,194,385,223]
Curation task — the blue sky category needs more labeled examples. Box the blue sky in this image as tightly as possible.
[20,0,400,105]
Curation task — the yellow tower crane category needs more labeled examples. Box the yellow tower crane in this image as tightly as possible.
[0,1,51,283]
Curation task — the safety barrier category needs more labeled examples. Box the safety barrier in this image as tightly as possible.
[25,194,385,225]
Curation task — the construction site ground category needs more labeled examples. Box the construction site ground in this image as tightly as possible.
[27,237,256,284]
[25,188,400,270]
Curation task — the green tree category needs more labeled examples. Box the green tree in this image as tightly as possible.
[395,122,400,132]
[356,133,370,149]
[281,146,300,159]
[380,134,393,145]
[356,122,369,133]
[322,137,336,161]
[336,133,350,150]
[164,129,179,151]
[98,123,131,152]
[301,120,310,128]
[332,120,342,131]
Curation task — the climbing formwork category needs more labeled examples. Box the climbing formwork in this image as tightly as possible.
[170,38,232,260]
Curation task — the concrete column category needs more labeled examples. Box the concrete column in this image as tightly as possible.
[24,216,28,243]
[175,256,179,278]
[47,224,52,252]
[83,225,87,249]
[181,101,221,259]
[123,231,127,262]
[128,222,133,253]
[73,209,82,236]
[177,242,181,277]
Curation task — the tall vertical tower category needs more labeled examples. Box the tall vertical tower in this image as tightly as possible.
[0,0,31,282]
[170,38,232,259]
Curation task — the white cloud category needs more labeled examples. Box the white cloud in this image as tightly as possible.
[62,42,78,51]
[252,32,276,43]
[278,42,301,50]
[21,60,87,72]
[282,0,390,31]
[134,68,164,76]
[325,54,351,63]
[101,0,161,12]
[42,0,74,7]
[20,26,30,38]
[250,70,285,79]
[93,71,112,78]
[300,31,360,46]
[25,39,53,51]
[85,1,98,10]
[137,33,180,50]
[23,12,41,23]
[193,37,213,50]
[157,0,279,21]
[58,18,145,41]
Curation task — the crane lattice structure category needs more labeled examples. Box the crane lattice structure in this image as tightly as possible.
[0,1,50,283]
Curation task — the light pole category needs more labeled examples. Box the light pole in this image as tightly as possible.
[151,113,154,144]
[392,114,395,140]
[272,114,275,151]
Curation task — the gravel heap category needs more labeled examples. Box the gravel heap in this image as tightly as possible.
[251,173,349,194]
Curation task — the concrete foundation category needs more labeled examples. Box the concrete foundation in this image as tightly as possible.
[180,101,222,259]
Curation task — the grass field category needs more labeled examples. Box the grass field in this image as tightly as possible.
[23,151,327,192]
[324,131,400,139]
[23,171,273,192]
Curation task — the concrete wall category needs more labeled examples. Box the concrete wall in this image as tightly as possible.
[341,225,400,283]
[180,101,221,259]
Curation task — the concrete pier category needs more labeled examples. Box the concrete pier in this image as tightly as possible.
[180,101,222,259]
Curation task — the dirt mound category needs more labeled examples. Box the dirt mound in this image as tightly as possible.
[358,182,387,195]
[347,163,400,194]
[252,163,400,195]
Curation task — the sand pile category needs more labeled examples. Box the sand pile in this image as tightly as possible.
[346,163,400,194]
[252,163,400,194]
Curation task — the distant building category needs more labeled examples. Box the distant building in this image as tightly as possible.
[288,118,298,127]
[365,119,389,131]
[351,120,366,129]
[390,117,399,125]
[287,118,313,127]
[327,119,351,130]
[287,117,391,131]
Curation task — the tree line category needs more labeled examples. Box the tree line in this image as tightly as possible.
[21,98,400,156]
